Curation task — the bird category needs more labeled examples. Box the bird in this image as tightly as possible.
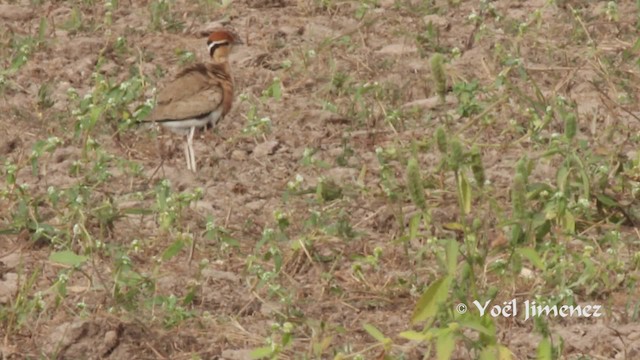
[144,29,241,172]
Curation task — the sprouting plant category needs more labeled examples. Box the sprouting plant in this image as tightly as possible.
[354,1,372,20]
[155,294,196,328]
[204,215,239,249]
[154,179,204,232]
[176,49,195,65]
[251,322,296,359]
[37,82,55,110]
[315,177,343,203]
[62,7,85,33]
[4,36,36,76]
[606,1,619,22]
[470,145,486,188]
[452,81,482,117]
[242,117,272,137]
[430,53,447,102]
[406,157,427,211]
[149,0,183,31]
[0,268,45,335]
[113,36,128,57]
[300,147,329,168]
[416,22,440,55]
[30,136,63,176]
[104,0,115,32]
[70,66,152,143]
[262,77,282,101]
[376,146,400,201]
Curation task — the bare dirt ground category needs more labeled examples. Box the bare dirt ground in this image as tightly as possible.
[2,0,640,359]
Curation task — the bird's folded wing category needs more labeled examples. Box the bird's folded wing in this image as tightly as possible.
[146,70,224,122]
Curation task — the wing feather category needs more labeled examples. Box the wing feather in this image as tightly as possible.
[146,65,224,122]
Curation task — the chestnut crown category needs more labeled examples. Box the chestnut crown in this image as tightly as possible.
[206,30,242,62]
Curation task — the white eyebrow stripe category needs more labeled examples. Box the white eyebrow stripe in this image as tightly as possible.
[207,40,227,52]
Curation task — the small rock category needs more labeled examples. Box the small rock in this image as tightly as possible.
[101,330,119,354]
[260,301,284,316]
[222,349,254,360]
[277,25,302,36]
[245,199,266,211]
[253,140,280,157]
[247,0,286,8]
[301,110,349,125]
[376,43,418,55]
[306,23,336,39]
[230,149,248,161]
[52,81,73,111]
[0,253,21,268]
[0,273,18,304]
[403,95,457,109]
[326,167,358,185]
[379,0,395,8]
[201,269,239,282]
[99,61,119,76]
[0,5,34,21]
[423,14,449,29]
[519,267,535,279]
[44,321,89,353]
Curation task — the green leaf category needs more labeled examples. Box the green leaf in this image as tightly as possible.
[271,79,281,100]
[121,207,154,215]
[515,247,545,271]
[436,329,455,360]
[162,239,184,261]
[250,346,273,359]
[312,336,333,356]
[458,172,472,214]
[563,212,575,233]
[0,228,18,235]
[38,17,48,43]
[406,157,427,211]
[445,239,459,276]
[409,213,421,241]
[363,323,387,343]
[221,235,241,248]
[443,222,464,231]
[458,319,494,337]
[571,154,590,199]
[412,276,451,324]
[480,345,513,360]
[556,163,569,192]
[596,193,619,208]
[49,250,88,267]
[399,330,428,341]
[537,337,552,360]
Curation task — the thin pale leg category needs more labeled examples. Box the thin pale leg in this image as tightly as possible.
[187,127,196,172]
[184,139,191,171]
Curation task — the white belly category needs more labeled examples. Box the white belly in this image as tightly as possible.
[160,108,223,135]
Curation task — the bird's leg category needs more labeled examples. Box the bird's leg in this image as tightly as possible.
[187,126,197,172]
[184,139,191,172]
[184,128,193,172]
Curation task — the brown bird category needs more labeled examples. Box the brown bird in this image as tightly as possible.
[144,29,241,172]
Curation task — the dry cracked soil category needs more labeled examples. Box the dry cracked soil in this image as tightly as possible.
[2,0,640,359]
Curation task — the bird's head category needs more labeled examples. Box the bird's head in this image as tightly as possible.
[207,29,242,63]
